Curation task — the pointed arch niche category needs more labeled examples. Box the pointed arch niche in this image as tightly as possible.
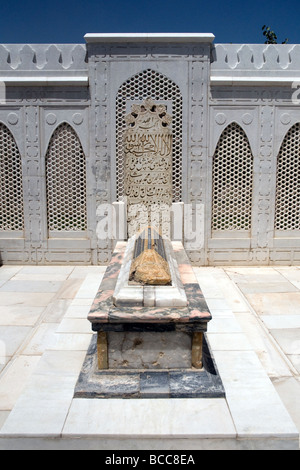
[0,123,24,234]
[115,69,183,203]
[211,122,253,236]
[45,122,87,236]
[275,122,300,234]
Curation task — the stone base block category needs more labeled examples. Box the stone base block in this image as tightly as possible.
[74,333,225,399]
[108,331,192,369]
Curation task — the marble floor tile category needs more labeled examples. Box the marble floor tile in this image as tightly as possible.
[193,269,225,299]
[0,267,22,281]
[237,281,299,294]
[289,355,300,373]
[46,332,92,351]
[213,350,299,438]
[0,292,55,307]
[0,305,45,326]
[55,279,84,300]
[208,317,243,333]
[64,304,92,319]
[0,280,63,293]
[0,326,31,357]
[33,350,87,377]
[0,375,77,437]
[235,312,294,378]
[68,266,106,279]
[224,266,281,280]
[272,377,300,432]
[209,272,251,312]
[18,266,74,276]
[74,274,103,299]
[205,298,232,311]
[0,355,41,410]
[225,267,281,275]
[288,280,300,290]
[245,292,300,316]
[0,411,9,430]
[0,351,87,436]
[208,309,236,319]
[225,268,288,284]
[69,298,94,307]
[0,361,9,374]
[270,329,300,355]
[11,273,71,282]
[56,318,91,334]
[41,299,72,323]
[207,333,252,351]
[21,324,59,355]
[63,398,236,438]
[274,267,300,283]
[261,314,300,329]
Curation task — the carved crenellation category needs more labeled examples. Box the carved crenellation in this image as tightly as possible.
[211,44,300,72]
[0,44,87,71]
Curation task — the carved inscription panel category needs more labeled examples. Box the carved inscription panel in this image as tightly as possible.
[124,98,173,237]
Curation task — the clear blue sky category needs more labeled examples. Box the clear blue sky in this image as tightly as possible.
[0,0,298,44]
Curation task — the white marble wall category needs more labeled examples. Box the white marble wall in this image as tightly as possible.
[0,35,299,265]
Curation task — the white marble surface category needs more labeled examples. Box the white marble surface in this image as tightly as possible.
[63,398,235,438]
[0,265,299,449]
[84,33,216,43]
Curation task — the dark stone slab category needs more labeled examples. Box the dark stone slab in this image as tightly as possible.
[92,322,177,333]
[74,337,140,398]
[169,371,225,398]
[140,371,170,398]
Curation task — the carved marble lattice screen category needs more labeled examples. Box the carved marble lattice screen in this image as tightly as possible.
[0,123,24,231]
[275,123,300,231]
[116,69,183,203]
[46,123,87,233]
[212,123,253,232]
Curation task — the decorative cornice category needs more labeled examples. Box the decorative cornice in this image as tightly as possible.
[0,76,88,86]
[84,33,215,43]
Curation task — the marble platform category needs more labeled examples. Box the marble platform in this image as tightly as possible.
[79,240,224,399]
[0,264,299,450]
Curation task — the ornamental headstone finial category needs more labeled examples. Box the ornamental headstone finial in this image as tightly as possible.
[125,98,172,131]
